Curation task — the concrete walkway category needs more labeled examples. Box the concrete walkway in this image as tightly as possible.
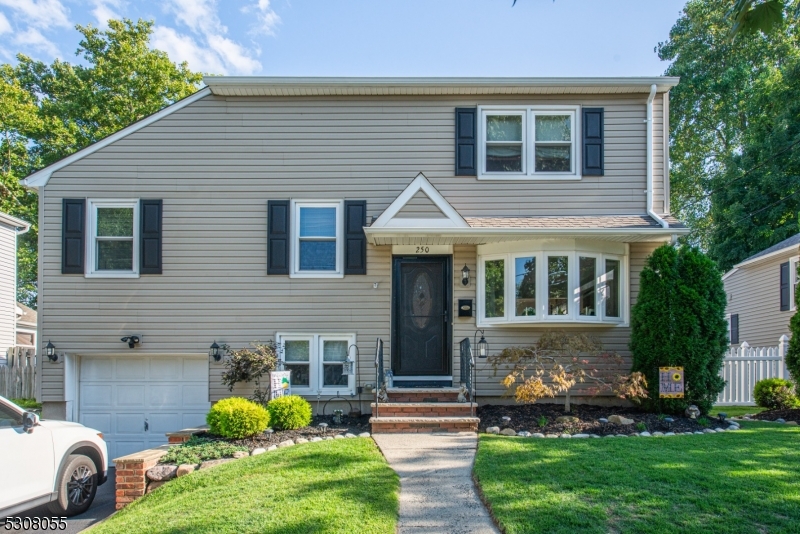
[372,432,499,534]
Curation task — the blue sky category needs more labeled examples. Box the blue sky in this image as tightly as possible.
[0,0,688,76]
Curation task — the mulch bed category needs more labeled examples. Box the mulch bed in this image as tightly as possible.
[752,408,800,423]
[477,403,720,435]
[201,413,372,450]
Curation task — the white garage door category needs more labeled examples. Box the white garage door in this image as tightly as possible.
[79,356,210,459]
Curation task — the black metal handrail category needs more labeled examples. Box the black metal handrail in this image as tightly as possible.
[460,337,475,417]
[375,338,384,419]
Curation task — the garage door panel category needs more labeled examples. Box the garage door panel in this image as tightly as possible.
[116,359,146,379]
[82,358,113,380]
[149,385,182,408]
[117,385,146,407]
[149,358,183,379]
[148,413,181,434]
[183,359,208,380]
[182,385,210,408]
[116,441,146,459]
[182,412,208,429]
[116,413,146,434]
[80,413,111,435]
[80,385,113,408]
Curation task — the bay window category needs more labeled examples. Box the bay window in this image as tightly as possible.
[277,333,355,394]
[480,106,580,179]
[478,242,627,325]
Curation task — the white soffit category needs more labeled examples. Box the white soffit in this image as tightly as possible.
[371,173,468,229]
[22,87,213,189]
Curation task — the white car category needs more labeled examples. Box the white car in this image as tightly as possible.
[0,396,108,517]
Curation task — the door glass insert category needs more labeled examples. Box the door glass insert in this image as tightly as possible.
[411,271,434,329]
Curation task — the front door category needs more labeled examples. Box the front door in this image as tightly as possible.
[392,256,451,377]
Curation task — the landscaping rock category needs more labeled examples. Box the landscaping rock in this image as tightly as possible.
[517,431,531,437]
[323,436,333,441]
[146,481,167,493]
[727,425,739,431]
[608,415,634,425]
[345,433,356,438]
[251,448,267,455]
[652,431,664,437]
[200,458,233,470]
[572,434,590,438]
[546,434,559,438]
[532,433,545,438]
[267,445,278,451]
[310,437,323,442]
[233,451,249,459]
[598,418,609,423]
[146,465,177,482]
[714,428,725,432]
[639,431,651,437]
[556,416,580,424]
[277,440,294,448]
[694,431,704,435]
[590,434,601,438]
[703,429,715,434]
[776,418,786,423]
[604,435,615,438]
[295,438,309,444]
[559,434,571,438]
[500,428,517,436]
[785,421,798,426]
[358,432,371,438]
[665,432,676,436]
[334,434,345,439]
[486,426,500,435]
[176,464,196,477]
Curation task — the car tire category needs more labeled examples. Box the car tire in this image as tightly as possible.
[46,454,98,517]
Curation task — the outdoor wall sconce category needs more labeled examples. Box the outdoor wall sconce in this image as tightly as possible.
[474,329,489,358]
[461,264,470,286]
[120,335,140,349]
[209,341,221,362]
[45,340,57,362]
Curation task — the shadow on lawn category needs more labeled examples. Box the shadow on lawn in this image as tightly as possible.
[474,423,800,534]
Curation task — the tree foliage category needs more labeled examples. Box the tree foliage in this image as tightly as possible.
[630,244,728,414]
[659,0,800,271]
[489,331,649,413]
[220,342,279,404]
[0,19,202,306]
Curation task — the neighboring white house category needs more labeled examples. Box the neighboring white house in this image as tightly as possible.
[723,233,799,348]
[0,212,32,361]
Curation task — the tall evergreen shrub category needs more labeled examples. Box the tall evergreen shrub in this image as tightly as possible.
[630,244,728,414]
[787,262,800,387]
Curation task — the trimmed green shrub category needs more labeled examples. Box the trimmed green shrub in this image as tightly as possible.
[159,436,248,465]
[206,397,270,438]
[10,398,42,411]
[630,245,728,414]
[267,395,312,430]
[753,378,798,410]
[787,262,800,388]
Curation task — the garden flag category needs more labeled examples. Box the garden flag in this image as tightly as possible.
[659,367,684,398]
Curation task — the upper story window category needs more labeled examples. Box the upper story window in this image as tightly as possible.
[479,106,580,180]
[86,199,139,278]
[292,201,344,278]
[478,241,627,326]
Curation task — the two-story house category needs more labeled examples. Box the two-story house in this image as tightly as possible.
[25,77,686,457]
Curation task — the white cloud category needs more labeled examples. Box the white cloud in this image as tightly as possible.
[89,0,124,29]
[244,0,281,36]
[14,27,61,56]
[0,0,70,30]
[207,34,261,74]
[0,12,11,34]
[164,0,225,35]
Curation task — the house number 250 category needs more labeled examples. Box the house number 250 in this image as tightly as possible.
[416,246,430,253]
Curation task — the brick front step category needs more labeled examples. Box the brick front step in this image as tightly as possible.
[370,402,475,417]
[386,387,461,403]
[370,416,480,433]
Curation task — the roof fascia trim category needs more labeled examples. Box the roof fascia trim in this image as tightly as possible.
[364,226,692,237]
[371,173,468,229]
[721,268,739,281]
[734,244,800,269]
[22,87,213,189]
[0,212,31,232]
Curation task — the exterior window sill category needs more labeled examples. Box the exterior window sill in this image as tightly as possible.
[85,272,140,279]
[289,272,345,279]
[477,174,583,181]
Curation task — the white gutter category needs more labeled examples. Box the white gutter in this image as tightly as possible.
[646,84,669,230]
[0,212,31,234]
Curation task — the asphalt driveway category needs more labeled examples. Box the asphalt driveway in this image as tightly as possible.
[11,468,116,533]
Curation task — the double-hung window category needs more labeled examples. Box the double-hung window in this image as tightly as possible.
[276,333,356,394]
[479,106,580,179]
[478,243,627,325]
[292,202,343,277]
[86,199,139,277]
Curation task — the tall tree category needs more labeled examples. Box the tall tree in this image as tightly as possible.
[0,19,203,307]
[658,1,800,270]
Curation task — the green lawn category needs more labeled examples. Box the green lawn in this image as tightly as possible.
[474,422,800,534]
[94,439,398,534]
[709,405,766,417]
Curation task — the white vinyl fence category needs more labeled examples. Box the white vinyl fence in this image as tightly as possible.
[0,347,36,400]
[716,336,790,406]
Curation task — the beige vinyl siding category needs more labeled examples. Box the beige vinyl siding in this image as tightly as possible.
[394,191,447,218]
[652,96,666,214]
[724,248,798,348]
[0,222,17,356]
[39,92,667,402]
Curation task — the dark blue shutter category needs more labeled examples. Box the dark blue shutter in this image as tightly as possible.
[455,107,477,176]
[61,199,85,274]
[140,199,163,274]
[780,262,790,311]
[730,314,739,345]
[267,200,290,275]
[344,200,367,275]
[582,107,604,176]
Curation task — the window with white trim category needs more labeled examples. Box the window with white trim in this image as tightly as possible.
[292,202,343,277]
[276,333,355,394]
[791,256,799,312]
[478,243,627,325]
[479,106,580,179]
[87,199,139,278]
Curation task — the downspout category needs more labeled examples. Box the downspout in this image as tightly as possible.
[646,84,669,229]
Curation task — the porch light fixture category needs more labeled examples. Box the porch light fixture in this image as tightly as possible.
[209,341,221,362]
[120,335,140,349]
[45,340,57,362]
[474,329,489,358]
[461,264,470,286]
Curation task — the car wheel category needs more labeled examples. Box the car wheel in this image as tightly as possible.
[47,454,98,517]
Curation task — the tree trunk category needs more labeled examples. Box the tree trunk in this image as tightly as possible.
[564,391,571,413]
